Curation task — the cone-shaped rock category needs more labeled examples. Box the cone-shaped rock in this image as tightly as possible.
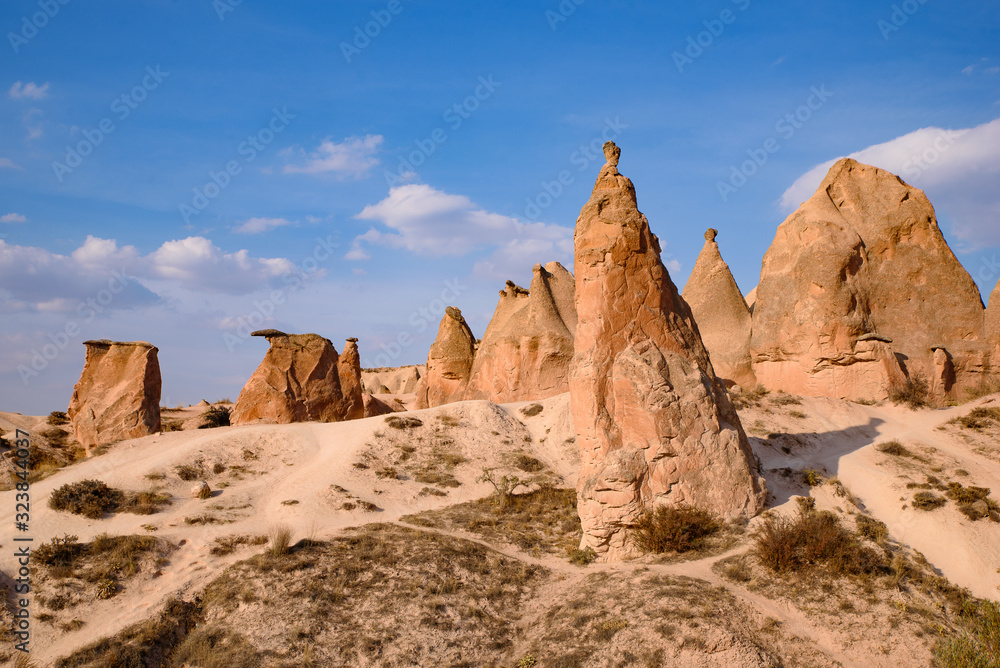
[338,338,365,421]
[415,307,477,409]
[465,262,577,403]
[987,279,1000,364]
[752,159,982,400]
[68,340,161,448]
[231,331,347,424]
[570,142,766,561]
[682,229,756,389]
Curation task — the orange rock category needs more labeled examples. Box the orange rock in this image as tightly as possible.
[363,393,398,417]
[682,229,756,389]
[570,142,766,561]
[68,340,161,449]
[754,159,987,400]
[338,338,365,421]
[231,330,347,424]
[415,307,477,409]
[987,280,1000,363]
[465,262,577,403]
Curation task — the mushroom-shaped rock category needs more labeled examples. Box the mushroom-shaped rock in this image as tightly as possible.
[68,340,161,449]
[570,142,766,561]
[465,261,577,403]
[682,229,756,389]
[415,307,477,409]
[338,338,365,421]
[231,333,347,425]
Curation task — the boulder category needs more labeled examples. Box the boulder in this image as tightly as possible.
[754,158,987,401]
[68,340,161,449]
[570,142,766,561]
[338,338,365,421]
[750,161,910,402]
[231,331,347,425]
[363,393,398,417]
[415,307,477,409]
[191,481,212,499]
[465,262,577,403]
[682,229,756,389]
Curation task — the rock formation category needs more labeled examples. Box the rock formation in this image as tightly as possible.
[338,338,365,421]
[415,307,477,409]
[231,330,347,425]
[682,229,756,389]
[363,393,398,417]
[362,365,423,395]
[68,340,161,449]
[465,262,577,403]
[987,280,1000,364]
[753,159,987,401]
[570,142,766,561]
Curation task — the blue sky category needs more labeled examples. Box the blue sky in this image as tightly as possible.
[1,0,998,414]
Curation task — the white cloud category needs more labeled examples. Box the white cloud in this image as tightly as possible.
[147,237,295,293]
[0,235,300,312]
[0,158,22,170]
[283,134,383,177]
[0,213,26,223]
[8,81,49,100]
[233,217,296,235]
[779,118,1000,248]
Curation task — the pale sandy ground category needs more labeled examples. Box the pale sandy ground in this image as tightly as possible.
[0,391,997,665]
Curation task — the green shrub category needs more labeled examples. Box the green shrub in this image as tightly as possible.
[49,480,124,519]
[568,547,597,566]
[933,600,1000,668]
[631,506,721,554]
[802,470,822,487]
[198,406,231,429]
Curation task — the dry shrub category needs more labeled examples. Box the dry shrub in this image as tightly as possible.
[515,454,545,473]
[48,410,70,425]
[855,514,889,543]
[770,392,802,406]
[933,600,1000,668]
[913,492,947,511]
[889,375,929,409]
[49,480,124,519]
[198,405,231,429]
[631,506,721,555]
[520,403,544,417]
[171,626,258,668]
[175,464,201,481]
[753,509,887,576]
[385,415,423,429]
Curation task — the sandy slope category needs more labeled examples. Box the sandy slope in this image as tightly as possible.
[1,391,998,665]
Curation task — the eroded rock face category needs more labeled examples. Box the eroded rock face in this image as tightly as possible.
[751,161,911,401]
[231,331,347,425]
[571,142,766,561]
[987,280,1000,365]
[465,262,578,403]
[753,159,986,401]
[338,338,365,421]
[682,229,756,389]
[68,340,161,448]
[415,307,477,409]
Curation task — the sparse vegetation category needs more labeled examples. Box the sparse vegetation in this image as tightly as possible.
[912,492,947,511]
[730,385,770,410]
[933,600,1000,668]
[856,514,889,543]
[889,375,930,409]
[175,464,202,481]
[268,526,293,557]
[631,506,721,555]
[478,468,527,510]
[520,403,544,417]
[47,410,70,425]
[385,415,423,429]
[569,547,597,566]
[802,469,823,486]
[770,392,802,406]
[514,453,545,472]
[198,405,231,429]
[48,480,124,519]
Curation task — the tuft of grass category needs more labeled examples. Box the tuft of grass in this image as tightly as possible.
[268,526,292,557]
[520,403,544,417]
[770,392,802,406]
[912,492,947,511]
[933,600,1000,668]
[889,375,930,409]
[385,415,423,429]
[568,547,597,567]
[198,405,231,429]
[630,506,721,555]
[856,514,889,543]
